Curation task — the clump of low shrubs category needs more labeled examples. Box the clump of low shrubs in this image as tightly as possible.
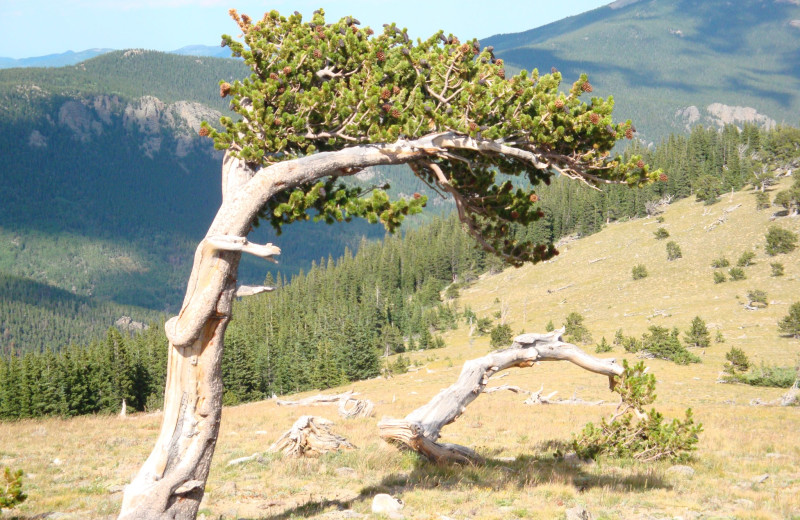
[564,312,592,344]
[595,337,612,353]
[728,267,746,281]
[653,227,670,240]
[632,264,648,280]
[713,271,726,284]
[765,225,798,256]
[0,467,26,512]
[711,256,730,268]
[737,250,756,267]
[770,262,785,277]
[572,361,702,462]
[489,323,513,348]
[666,241,682,261]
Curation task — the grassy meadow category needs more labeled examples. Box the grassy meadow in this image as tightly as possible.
[2,180,800,519]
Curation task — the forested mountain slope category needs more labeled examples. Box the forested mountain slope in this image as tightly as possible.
[486,0,800,141]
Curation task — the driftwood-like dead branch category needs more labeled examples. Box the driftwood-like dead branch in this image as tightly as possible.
[705,204,742,232]
[338,397,375,418]
[378,328,623,463]
[276,391,356,407]
[588,257,608,264]
[547,283,574,294]
[235,285,276,297]
[269,416,354,457]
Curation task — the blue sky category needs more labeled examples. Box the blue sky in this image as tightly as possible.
[0,0,611,59]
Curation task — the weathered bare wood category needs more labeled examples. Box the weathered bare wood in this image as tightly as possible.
[378,328,622,463]
[235,285,276,297]
[276,391,356,407]
[269,416,355,457]
[338,397,375,418]
[547,283,574,294]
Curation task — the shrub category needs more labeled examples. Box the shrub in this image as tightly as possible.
[770,262,785,277]
[666,241,682,261]
[0,467,26,512]
[765,225,798,256]
[545,319,555,332]
[728,267,746,281]
[713,271,726,284]
[475,317,493,336]
[613,328,625,345]
[595,337,612,353]
[490,323,514,348]
[755,191,771,210]
[722,347,750,374]
[746,289,768,308]
[572,361,702,462]
[656,215,665,223]
[715,330,725,343]
[723,363,798,388]
[711,256,730,268]
[684,316,711,348]
[632,264,648,280]
[444,284,460,300]
[653,227,670,240]
[737,250,756,267]
[564,312,592,344]
[778,302,800,338]
[641,326,701,364]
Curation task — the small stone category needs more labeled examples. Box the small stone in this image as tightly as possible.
[566,505,593,520]
[752,473,769,484]
[666,465,695,478]
[52,457,63,465]
[372,493,404,516]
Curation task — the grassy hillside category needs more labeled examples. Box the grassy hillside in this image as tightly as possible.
[485,0,800,141]
[2,179,798,519]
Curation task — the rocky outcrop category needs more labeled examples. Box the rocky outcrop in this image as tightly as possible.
[45,93,222,158]
[675,103,776,131]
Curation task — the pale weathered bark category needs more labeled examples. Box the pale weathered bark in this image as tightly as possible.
[378,328,623,463]
[268,416,355,457]
[120,133,589,519]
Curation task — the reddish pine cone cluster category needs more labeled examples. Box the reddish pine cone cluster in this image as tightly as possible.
[390,108,401,118]
[625,128,635,139]
[659,173,669,182]
[554,99,565,109]
[590,113,601,125]
[198,126,210,137]
[269,72,279,80]
[393,85,400,95]
[581,81,593,93]
[637,160,645,168]
[529,193,539,203]
[219,82,231,97]
[283,66,291,75]
[380,89,391,100]
[376,50,386,62]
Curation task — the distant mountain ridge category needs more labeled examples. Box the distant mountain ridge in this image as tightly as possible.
[0,45,233,69]
[485,0,800,141]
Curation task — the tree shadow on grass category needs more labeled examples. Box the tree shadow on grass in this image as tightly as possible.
[252,440,671,519]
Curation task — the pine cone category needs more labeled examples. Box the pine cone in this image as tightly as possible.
[637,160,645,168]
[510,210,520,219]
[590,113,601,124]
[625,128,635,139]
[380,88,391,100]
[468,121,478,132]
[283,66,291,75]
[219,82,231,97]
[554,99,565,109]
[366,28,374,36]
[390,108,401,118]
[413,192,422,200]
[198,126,210,137]
[659,173,668,182]
[376,50,386,62]
[581,81,593,93]
[497,69,505,79]
[313,49,322,58]
[269,72,279,80]
[382,103,392,112]
[393,85,400,95]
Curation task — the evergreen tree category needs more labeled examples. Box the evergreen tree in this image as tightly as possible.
[684,316,711,348]
[778,302,800,339]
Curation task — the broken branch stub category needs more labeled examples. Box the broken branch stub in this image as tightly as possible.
[378,328,622,463]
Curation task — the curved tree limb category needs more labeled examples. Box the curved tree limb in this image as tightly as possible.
[378,328,622,463]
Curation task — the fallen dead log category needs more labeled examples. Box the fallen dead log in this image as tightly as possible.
[275,391,356,407]
[269,416,354,457]
[378,328,623,463]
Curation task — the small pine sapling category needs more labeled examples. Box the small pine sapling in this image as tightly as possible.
[572,361,702,462]
[722,347,750,375]
[765,226,798,256]
[770,262,785,277]
[666,241,682,261]
[715,330,725,343]
[713,271,727,284]
[755,191,771,210]
[728,267,746,281]
[711,256,730,268]
[595,336,612,353]
[0,467,26,512]
[746,289,768,308]
[489,323,513,348]
[737,250,756,267]
[778,302,800,339]
[684,316,711,348]
[564,312,592,344]
[632,264,648,280]
[545,319,555,332]
[653,227,670,240]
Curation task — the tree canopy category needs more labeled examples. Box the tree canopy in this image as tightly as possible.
[201,8,657,265]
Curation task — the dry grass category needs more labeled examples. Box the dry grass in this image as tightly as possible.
[2,182,800,519]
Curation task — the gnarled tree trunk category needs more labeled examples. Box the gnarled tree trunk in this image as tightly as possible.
[118,135,515,519]
[378,329,623,463]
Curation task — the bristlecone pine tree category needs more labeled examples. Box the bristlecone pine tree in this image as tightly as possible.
[118,9,656,520]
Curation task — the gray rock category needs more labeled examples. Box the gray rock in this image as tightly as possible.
[666,465,695,478]
[566,505,593,520]
[372,493,404,517]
